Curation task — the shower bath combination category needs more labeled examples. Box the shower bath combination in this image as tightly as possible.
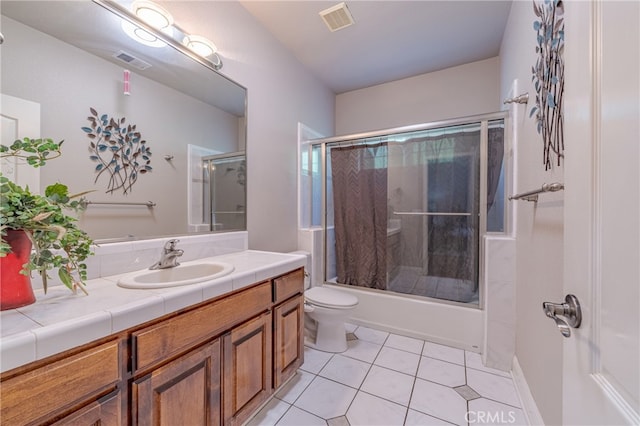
[303,112,507,308]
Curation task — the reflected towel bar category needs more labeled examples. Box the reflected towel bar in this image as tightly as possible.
[509,182,564,202]
[80,200,156,208]
[393,212,471,216]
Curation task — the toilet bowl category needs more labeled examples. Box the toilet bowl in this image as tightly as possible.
[304,286,358,353]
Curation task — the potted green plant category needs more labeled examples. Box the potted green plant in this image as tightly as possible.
[0,138,93,310]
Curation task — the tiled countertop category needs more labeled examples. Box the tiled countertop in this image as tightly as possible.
[0,250,306,373]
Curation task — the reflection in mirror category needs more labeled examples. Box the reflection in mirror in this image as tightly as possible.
[0,1,247,242]
[203,153,246,232]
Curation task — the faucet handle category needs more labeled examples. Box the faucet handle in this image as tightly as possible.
[164,239,180,250]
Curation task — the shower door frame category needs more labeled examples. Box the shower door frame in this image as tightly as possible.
[309,111,509,310]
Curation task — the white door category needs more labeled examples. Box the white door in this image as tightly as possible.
[1,94,41,192]
[563,1,639,424]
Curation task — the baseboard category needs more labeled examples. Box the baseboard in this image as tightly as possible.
[511,355,545,425]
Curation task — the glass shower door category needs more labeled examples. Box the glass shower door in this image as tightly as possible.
[387,130,480,304]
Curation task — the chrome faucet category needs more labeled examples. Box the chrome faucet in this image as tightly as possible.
[150,239,184,270]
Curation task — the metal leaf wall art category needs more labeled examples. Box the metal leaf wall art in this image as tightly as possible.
[531,0,564,170]
[82,108,152,194]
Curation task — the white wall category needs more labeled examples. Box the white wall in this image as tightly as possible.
[160,2,335,252]
[335,57,500,135]
[499,1,564,424]
[2,3,335,251]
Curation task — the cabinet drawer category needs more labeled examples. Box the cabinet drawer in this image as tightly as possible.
[273,268,304,304]
[133,281,271,373]
[0,339,120,425]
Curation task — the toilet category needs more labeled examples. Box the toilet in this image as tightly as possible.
[290,251,359,353]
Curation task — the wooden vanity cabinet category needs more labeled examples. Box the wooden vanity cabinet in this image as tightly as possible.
[132,339,221,426]
[0,267,305,426]
[0,339,122,425]
[222,312,273,425]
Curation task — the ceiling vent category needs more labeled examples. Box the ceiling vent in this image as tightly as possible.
[319,2,355,32]
[113,50,152,70]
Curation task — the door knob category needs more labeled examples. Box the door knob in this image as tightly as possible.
[542,294,582,338]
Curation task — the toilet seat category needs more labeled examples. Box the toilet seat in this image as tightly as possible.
[305,287,358,309]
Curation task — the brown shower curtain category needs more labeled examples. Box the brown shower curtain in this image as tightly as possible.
[331,143,388,290]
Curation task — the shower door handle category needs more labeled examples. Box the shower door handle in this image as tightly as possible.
[542,294,582,338]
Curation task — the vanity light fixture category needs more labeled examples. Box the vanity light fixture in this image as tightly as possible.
[132,1,173,30]
[183,35,217,58]
[122,0,174,47]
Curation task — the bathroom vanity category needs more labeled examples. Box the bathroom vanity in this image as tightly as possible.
[0,243,305,425]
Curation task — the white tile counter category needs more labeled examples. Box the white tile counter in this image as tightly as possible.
[0,249,306,373]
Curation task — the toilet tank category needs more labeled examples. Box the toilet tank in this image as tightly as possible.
[289,250,312,290]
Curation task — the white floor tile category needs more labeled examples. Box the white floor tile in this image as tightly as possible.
[410,378,468,426]
[346,391,408,426]
[465,351,511,377]
[468,398,528,425]
[276,406,326,426]
[417,356,466,387]
[360,365,415,406]
[294,376,357,419]
[466,369,521,408]
[275,370,316,404]
[345,323,358,333]
[423,341,466,366]
[374,346,421,376]
[354,326,389,345]
[342,339,382,363]
[385,334,424,354]
[246,397,290,426]
[405,409,457,425]
[300,346,334,374]
[319,354,371,388]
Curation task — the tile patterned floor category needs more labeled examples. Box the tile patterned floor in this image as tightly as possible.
[247,325,527,426]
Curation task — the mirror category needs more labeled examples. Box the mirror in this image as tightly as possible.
[0,0,247,241]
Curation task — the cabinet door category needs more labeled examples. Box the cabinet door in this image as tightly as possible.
[222,312,272,426]
[133,339,221,426]
[273,295,304,388]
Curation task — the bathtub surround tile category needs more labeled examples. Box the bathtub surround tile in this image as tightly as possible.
[294,376,357,419]
[423,341,465,366]
[417,356,466,387]
[319,354,371,388]
[466,368,521,408]
[360,365,415,406]
[374,346,420,376]
[385,333,424,354]
[346,391,408,426]
[353,325,389,345]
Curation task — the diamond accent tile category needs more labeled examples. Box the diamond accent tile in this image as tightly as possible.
[454,384,481,401]
[346,332,358,341]
[327,415,351,426]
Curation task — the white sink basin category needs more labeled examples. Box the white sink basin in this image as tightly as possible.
[117,261,234,289]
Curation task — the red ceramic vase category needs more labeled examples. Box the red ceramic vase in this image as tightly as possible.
[1,230,36,310]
